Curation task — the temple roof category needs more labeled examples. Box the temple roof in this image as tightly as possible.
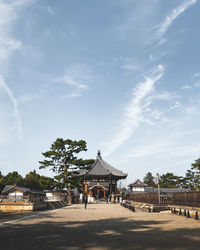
[76,151,127,180]
[2,185,30,194]
[86,157,127,179]
[128,179,147,187]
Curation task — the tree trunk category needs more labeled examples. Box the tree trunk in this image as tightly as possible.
[67,185,71,205]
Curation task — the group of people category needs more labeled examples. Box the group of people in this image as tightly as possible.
[83,193,118,209]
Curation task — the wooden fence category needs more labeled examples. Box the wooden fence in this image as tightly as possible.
[127,191,200,207]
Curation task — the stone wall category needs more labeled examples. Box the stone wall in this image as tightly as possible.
[0,201,47,212]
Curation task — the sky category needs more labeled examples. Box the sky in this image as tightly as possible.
[0,0,200,186]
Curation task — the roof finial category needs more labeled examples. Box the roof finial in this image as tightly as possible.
[97,150,102,159]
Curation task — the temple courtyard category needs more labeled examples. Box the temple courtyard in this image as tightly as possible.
[0,204,200,250]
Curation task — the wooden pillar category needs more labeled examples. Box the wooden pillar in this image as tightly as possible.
[67,184,71,205]
[114,184,117,194]
[109,184,113,194]
[84,182,88,193]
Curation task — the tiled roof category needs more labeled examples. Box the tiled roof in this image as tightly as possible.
[87,158,127,178]
[1,185,14,194]
[129,179,147,187]
[1,185,30,194]
[1,185,45,195]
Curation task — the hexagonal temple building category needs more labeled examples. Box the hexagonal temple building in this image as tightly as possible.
[79,150,127,200]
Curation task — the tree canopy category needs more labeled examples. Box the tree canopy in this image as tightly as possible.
[0,170,55,191]
[142,156,200,190]
[3,171,24,186]
[143,172,156,187]
[24,170,56,190]
[39,138,94,190]
[183,158,200,190]
[143,172,186,189]
[159,172,182,188]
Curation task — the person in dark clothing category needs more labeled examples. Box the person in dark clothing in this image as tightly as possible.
[84,197,88,209]
[105,196,108,203]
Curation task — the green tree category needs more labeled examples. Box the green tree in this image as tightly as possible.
[39,175,57,190]
[159,172,181,188]
[24,170,41,190]
[143,172,156,187]
[39,138,93,190]
[183,159,200,190]
[192,158,200,171]
[3,171,24,186]
[0,171,4,192]
[183,169,198,190]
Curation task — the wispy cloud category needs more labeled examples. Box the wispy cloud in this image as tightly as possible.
[169,101,181,110]
[121,64,136,70]
[59,92,82,100]
[0,0,35,62]
[18,94,41,104]
[0,75,23,139]
[194,81,200,87]
[67,93,82,98]
[114,57,140,72]
[193,72,200,78]
[0,0,34,141]
[122,142,200,162]
[36,4,55,15]
[153,91,179,101]
[156,0,197,43]
[181,84,192,89]
[53,64,91,98]
[104,65,164,156]
[46,5,55,15]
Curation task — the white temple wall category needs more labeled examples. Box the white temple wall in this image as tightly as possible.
[131,187,144,192]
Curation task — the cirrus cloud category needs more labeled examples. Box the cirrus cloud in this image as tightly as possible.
[104,65,164,156]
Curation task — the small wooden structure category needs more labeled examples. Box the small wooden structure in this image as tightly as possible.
[1,185,45,202]
[0,185,47,212]
[44,190,67,201]
[129,179,147,192]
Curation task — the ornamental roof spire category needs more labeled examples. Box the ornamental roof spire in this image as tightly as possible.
[97,150,102,159]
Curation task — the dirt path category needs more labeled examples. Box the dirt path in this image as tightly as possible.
[0,203,200,250]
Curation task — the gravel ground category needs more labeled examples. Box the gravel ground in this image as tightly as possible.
[0,203,200,250]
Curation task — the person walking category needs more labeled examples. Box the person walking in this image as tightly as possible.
[84,196,88,209]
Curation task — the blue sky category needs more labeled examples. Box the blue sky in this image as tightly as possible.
[0,0,200,186]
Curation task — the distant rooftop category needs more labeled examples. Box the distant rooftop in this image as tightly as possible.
[1,185,45,195]
[129,179,147,187]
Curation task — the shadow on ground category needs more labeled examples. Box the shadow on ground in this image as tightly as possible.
[0,211,40,223]
[0,211,200,250]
